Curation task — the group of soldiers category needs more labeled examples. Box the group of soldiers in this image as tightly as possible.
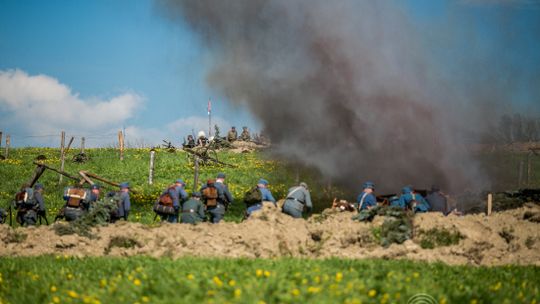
[355,182,453,214]
[183,126,251,149]
[6,182,132,227]
[4,172,452,228]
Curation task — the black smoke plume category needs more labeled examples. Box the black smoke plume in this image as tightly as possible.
[157,0,539,193]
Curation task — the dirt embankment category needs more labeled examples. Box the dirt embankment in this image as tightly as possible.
[1,203,539,266]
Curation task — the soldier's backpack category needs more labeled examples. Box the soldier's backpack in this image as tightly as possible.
[153,186,177,215]
[15,188,36,209]
[407,193,418,211]
[202,186,219,207]
[64,187,88,208]
[244,187,262,207]
[158,186,176,207]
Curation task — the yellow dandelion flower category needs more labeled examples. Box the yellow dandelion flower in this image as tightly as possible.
[368,289,377,297]
[229,280,236,287]
[99,279,107,288]
[207,290,216,296]
[67,290,79,299]
[291,289,300,296]
[52,296,60,304]
[256,269,263,277]
[412,272,420,278]
[308,286,321,293]
[134,279,141,286]
[234,288,242,298]
[50,285,57,292]
[335,272,343,282]
[67,274,73,280]
[264,271,271,278]
[83,296,92,304]
[213,276,223,287]
[187,274,194,280]
[142,296,150,303]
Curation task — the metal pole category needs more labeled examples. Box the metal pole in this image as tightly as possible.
[148,149,155,185]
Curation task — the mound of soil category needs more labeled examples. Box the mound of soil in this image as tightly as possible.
[1,203,539,266]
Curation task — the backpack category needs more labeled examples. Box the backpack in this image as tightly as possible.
[64,187,87,208]
[158,186,176,207]
[15,188,36,208]
[244,187,262,207]
[202,186,219,207]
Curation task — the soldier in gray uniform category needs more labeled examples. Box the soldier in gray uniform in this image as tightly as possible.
[282,182,313,218]
[180,192,206,224]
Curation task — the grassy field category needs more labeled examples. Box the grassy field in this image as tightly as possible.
[0,256,538,304]
[1,148,539,225]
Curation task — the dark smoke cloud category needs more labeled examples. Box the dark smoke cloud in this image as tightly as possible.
[157,0,538,193]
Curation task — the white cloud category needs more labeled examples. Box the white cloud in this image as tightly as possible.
[0,69,142,136]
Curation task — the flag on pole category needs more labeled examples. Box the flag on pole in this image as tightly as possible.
[207,99,212,115]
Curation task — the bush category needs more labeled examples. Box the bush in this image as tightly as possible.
[416,228,465,249]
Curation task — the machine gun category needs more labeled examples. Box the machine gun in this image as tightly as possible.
[183,143,237,168]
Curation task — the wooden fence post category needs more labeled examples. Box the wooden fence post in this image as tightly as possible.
[59,136,74,183]
[118,131,124,161]
[193,156,199,192]
[487,193,493,216]
[0,131,3,150]
[5,135,10,159]
[81,137,85,154]
[148,149,155,185]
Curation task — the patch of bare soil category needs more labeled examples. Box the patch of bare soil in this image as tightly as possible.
[1,203,539,266]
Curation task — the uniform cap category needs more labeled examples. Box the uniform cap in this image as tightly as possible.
[258,179,269,186]
[402,186,413,194]
[175,179,185,185]
[217,172,226,179]
[300,182,308,189]
[119,182,130,189]
[363,182,375,189]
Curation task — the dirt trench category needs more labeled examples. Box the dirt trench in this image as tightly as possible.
[1,203,539,266]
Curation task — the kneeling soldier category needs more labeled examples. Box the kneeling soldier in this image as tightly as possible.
[180,192,205,224]
[282,182,312,218]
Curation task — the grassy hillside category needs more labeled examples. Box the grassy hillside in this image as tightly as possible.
[0,148,339,224]
[0,256,538,304]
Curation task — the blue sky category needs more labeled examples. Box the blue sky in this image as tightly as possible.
[0,0,538,146]
[0,0,258,146]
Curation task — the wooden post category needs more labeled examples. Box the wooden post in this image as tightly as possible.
[148,149,155,185]
[527,152,532,187]
[118,131,124,161]
[0,131,2,150]
[80,137,85,154]
[487,193,493,216]
[193,156,199,192]
[59,131,65,183]
[518,160,524,188]
[59,136,74,182]
[5,135,10,159]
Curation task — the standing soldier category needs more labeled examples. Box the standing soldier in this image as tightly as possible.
[282,182,312,218]
[227,127,238,142]
[393,186,430,213]
[215,173,233,209]
[184,135,196,148]
[356,182,377,211]
[197,131,209,146]
[118,182,131,220]
[239,126,251,141]
[180,192,206,224]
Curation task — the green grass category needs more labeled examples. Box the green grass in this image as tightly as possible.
[0,148,342,225]
[0,256,538,304]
